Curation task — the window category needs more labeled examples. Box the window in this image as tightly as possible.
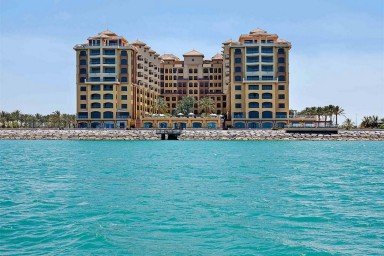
[80,95,86,100]
[278,94,285,99]
[278,103,285,108]
[104,77,115,82]
[249,111,259,118]
[80,86,86,92]
[90,49,100,56]
[246,47,258,54]
[262,76,274,80]
[80,104,86,109]
[262,111,273,118]
[121,104,127,109]
[247,65,259,72]
[103,49,115,55]
[262,93,273,99]
[235,94,241,99]
[278,48,285,54]
[278,57,285,63]
[121,59,128,65]
[233,112,244,118]
[103,111,113,118]
[91,102,101,108]
[90,58,100,64]
[248,93,259,99]
[104,102,113,108]
[80,59,86,65]
[249,85,259,90]
[278,75,286,81]
[90,67,100,73]
[91,85,100,91]
[246,56,259,63]
[235,58,242,63]
[121,95,127,100]
[91,93,101,100]
[104,67,115,73]
[278,85,285,90]
[103,94,113,100]
[276,112,287,118]
[80,68,86,74]
[121,68,127,74]
[121,50,127,56]
[235,67,242,72]
[235,103,242,108]
[262,102,273,108]
[121,77,127,82]
[91,111,101,118]
[278,66,285,72]
[249,102,259,108]
[262,65,273,72]
[80,51,87,56]
[262,85,272,90]
[121,86,127,91]
[244,40,253,44]
[235,85,241,90]
[246,76,259,81]
[103,85,113,91]
[261,56,273,63]
[89,77,100,82]
[234,49,242,54]
[103,58,115,64]
[235,76,242,81]
[80,77,86,83]
[261,47,273,53]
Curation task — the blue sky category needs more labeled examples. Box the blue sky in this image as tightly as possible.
[0,0,383,122]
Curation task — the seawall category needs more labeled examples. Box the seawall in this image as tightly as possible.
[0,129,383,141]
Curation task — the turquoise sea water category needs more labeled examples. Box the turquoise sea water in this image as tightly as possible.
[0,141,383,255]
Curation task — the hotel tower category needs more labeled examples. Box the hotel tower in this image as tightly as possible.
[74,28,291,129]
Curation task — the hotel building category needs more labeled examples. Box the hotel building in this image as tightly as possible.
[74,28,291,129]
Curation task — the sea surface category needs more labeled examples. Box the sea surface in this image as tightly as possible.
[0,140,383,255]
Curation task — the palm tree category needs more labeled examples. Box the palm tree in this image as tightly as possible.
[342,118,354,130]
[360,115,379,128]
[155,97,169,114]
[49,110,62,128]
[333,106,345,126]
[198,97,216,115]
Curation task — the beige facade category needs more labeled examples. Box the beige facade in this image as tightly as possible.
[74,28,292,129]
[159,50,226,116]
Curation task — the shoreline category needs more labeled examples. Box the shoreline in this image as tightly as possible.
[0,129,383,141]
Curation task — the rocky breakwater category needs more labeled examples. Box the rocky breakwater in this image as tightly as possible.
[0,129,160,140]
[179,129,384,141]
[0,129,383,141]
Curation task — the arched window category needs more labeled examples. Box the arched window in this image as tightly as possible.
[278,75,285,81]
[248,93,259,99]
[262,93,272,99]
[262,102,273,108]
[121,77,127,82]
[248,102,259,108]
[80,50,86,56]
[207,122,217,129]
[144,122,153,128]
[121,59,127,65]
[249,111,259,118]
[104,102,113,108]
[262,111,273,118]
[159,122,168,128]
[121,68,127,74]
[192,122,202,128]
[103,111,113,118]
[91,94,100,100]
[80,68,86,74]
[278,66,285,72]
[91,102,101,108]
[278,57,285,63]
[248,122,260,129]
[91,122,101,128]
[262,122,273,128]
[278,48,285,54]
[91,111,101,118]
[103,94,113,100]
[234,122,245,128]
[121,50,127,56]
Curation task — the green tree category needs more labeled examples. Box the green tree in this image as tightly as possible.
[155,97,169,114]
[342,118,354,130]
[175,96,195,115]
[333,106,345,126]
[198,97,216,115]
